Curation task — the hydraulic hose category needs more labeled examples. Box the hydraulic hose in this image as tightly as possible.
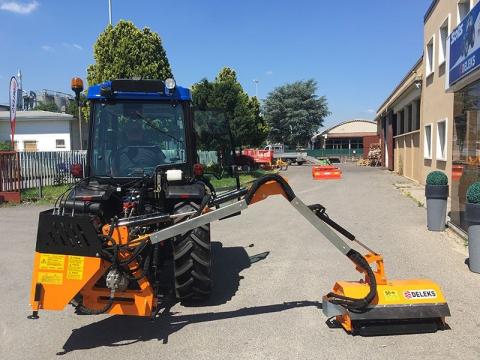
[326,249,377,311]
[244,173,377,311]
[75,292,115,315]
[76,225,119,315]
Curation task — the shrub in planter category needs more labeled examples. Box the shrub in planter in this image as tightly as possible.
[425,171,449,231]
[426,171,448,186]
[465,181,480,273]
[466,182,480,204]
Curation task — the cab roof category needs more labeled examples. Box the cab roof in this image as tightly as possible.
[87,79,192,101]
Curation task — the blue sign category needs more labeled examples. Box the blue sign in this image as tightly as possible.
[449,3,480,87]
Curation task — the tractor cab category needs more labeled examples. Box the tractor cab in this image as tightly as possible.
[86,79,196,179]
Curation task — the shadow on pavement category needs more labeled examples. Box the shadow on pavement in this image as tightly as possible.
[58,242,315,355]
[58,300,322,354]
[189,241,268,306]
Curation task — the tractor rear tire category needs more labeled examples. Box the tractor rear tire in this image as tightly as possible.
[173,202,213,301]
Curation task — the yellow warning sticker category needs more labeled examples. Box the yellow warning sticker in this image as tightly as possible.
[67,256,84,280]
[383,289,400,301]
[39,254,65,271]
[38,272,63,285]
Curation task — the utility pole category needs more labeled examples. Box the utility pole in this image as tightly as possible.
[108,0,112,25]
[253,79,259,98]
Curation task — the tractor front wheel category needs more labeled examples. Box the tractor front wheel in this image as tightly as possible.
[173,202,213,301]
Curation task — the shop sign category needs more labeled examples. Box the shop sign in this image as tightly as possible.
[449,2,480,87]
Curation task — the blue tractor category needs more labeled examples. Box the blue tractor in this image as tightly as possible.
[32,79,218,316]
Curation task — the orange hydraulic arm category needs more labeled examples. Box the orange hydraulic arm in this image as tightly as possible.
[148,174,382,312]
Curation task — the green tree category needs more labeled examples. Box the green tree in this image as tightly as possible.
[192,67,267,150]
[87,20,173,86]
[0,141,12,151]
[66,95,87,118]
[247,96,269,147]
[35,101,59,112]
[66,99,78,117]
[263,80,330,147]
[84,20,173,123]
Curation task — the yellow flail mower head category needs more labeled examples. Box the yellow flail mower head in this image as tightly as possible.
[323,252,450,336]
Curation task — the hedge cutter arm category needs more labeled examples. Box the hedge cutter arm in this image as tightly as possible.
[145,174,450,335]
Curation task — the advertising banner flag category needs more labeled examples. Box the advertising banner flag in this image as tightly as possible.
[9,76,18,149]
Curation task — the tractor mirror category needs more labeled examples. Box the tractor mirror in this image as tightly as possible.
[70,163,83,178]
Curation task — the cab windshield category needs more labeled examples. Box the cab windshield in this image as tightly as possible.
[90,101,186,177]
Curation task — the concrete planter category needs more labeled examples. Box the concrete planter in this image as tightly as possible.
[425,184,448,232]
[465,202,480,273]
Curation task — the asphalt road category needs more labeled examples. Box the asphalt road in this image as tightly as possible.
[1,165,479,359]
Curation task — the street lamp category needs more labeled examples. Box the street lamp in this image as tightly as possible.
[253,79,259,98]
[108,0,112,25]
[71,77,84,150]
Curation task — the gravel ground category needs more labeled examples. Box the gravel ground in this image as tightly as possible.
[0,164,479,360]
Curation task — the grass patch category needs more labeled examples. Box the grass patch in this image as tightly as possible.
[21,184,71,205]
[210,174,256,189]
[402,190,424,207]
[208,169,278,190]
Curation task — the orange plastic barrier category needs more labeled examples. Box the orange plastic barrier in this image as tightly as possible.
[312,165,342,180]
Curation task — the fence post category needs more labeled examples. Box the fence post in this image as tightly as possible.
[38,176,43,199]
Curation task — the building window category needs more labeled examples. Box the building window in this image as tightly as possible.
[396,111,401,135]
[424,124,432,159]
[438,16,450,66]
[325,138,362,150]
[23,141,37,152]
[426,36,435,77]
[436,119,447,161]
[407,104,413,133]
[458,0,471,23]
[399,110,405,134]
[414,99,421,131]
[56,139,66,149]
[452,80,480,231]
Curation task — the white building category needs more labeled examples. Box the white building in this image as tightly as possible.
[0,111,76,151]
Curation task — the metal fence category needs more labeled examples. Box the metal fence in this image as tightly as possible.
[307,149,365,159]
[198,151,218,165]
[19,151,87,189]
[0,151,21,193]
[17,150,218,190]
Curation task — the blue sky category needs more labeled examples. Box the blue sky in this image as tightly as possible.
[0,0,431,127]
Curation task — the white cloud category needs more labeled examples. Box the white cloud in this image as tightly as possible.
[62,42,83,51]
[367,109,375,114]
[0,1,39,14]
[41,45,54,52]
[266,70,273,76]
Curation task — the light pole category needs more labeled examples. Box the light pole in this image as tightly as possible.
[253,79,259,98]
[108,0,112,25]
